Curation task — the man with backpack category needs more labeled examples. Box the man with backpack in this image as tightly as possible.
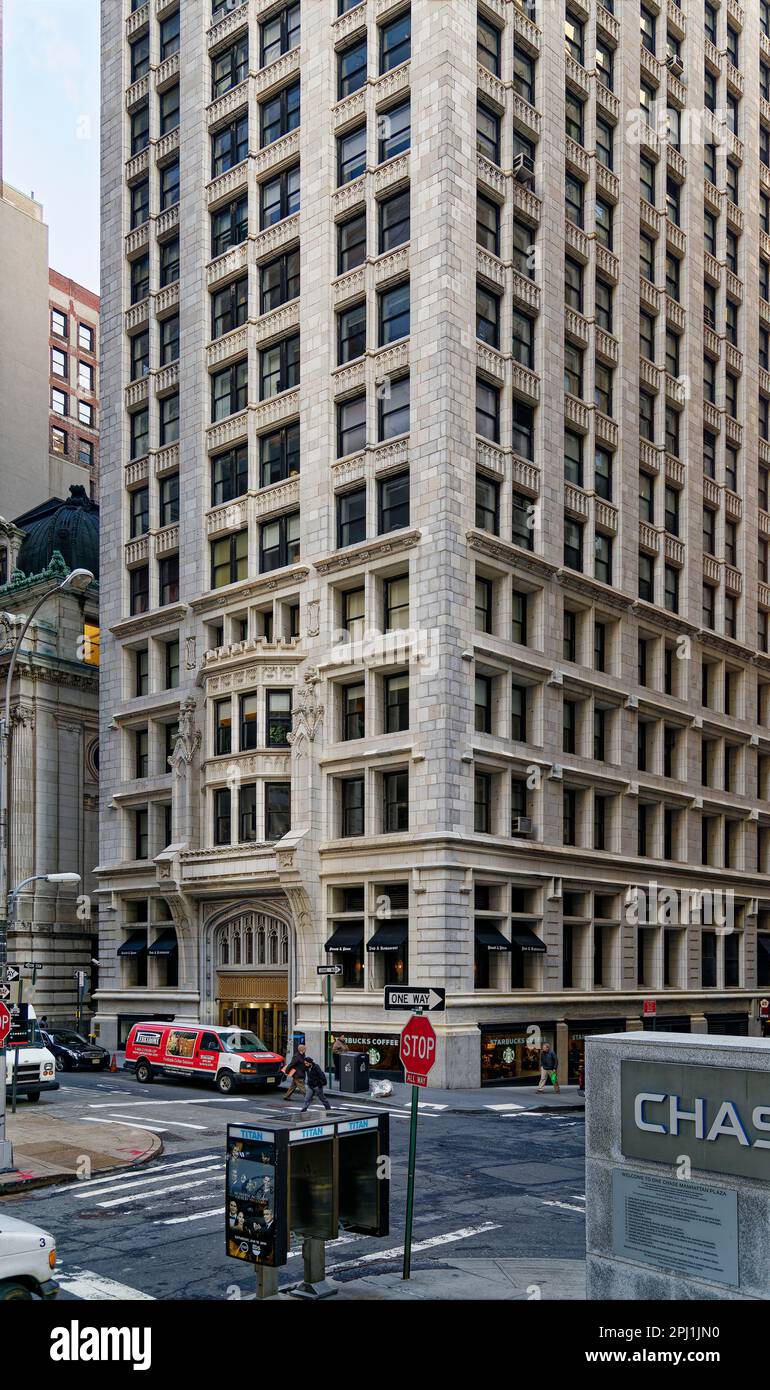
[281,1042,307,1100]
[299,1056,331,1112]
[536,1040,560,1093]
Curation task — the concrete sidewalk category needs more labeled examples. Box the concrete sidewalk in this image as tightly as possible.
[277,1257,586,1301]
[0,1111,161,1193]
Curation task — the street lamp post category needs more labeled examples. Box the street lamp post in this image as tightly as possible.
[0,567,93,1170]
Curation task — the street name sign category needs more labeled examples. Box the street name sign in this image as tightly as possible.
[384,986,445,1013]
[399,1014,437,1087]
[317,965,342,976]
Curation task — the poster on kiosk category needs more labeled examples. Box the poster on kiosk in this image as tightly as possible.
[226,1126,289,1267]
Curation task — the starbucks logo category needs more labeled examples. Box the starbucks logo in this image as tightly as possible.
[368,1048,380,1065]
[502,1047,515,1064]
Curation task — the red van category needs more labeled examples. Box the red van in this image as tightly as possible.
[124,1021,285,1093]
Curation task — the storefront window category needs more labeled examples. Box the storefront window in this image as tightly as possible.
[327,1031,403,1080]
[480,1025,554,1086]
[566,1019,625,1084]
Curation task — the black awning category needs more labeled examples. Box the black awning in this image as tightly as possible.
[475,925,513,952]
[148,929,178,957]
[117,931,148,957]
[366,921,408,953]
[758,935,770,958]
[509,925,547,954]
[324,923,364,953]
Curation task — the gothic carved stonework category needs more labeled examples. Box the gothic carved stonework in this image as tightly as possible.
[169,696,201,779]
[306,599,320,637]
[276,848,295,872]
[287,667,324,753]
[185,635,197,670]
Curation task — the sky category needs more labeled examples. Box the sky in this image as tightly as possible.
[4,0,100,291]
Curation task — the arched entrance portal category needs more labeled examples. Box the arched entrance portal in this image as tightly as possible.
[213,910,290,1056]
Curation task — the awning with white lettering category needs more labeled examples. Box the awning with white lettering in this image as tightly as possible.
[117,931,148,957]
[366,922,408,953]
[475,925,513,952]
[324,923,364,953]
[509,925,547,954]
[148,929,178,957]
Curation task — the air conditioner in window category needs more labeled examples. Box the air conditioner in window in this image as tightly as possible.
[666,56,684,79]
[704,308,715,328]
[511,816,533,835]
[512,153,536,185]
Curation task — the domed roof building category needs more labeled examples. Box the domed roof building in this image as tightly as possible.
[13,484,99,581]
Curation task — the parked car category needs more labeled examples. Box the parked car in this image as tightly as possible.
[40,1028,111,1073]
[5,1005,58,1101]
[124,1020,285,1093]
[0,1214,58,1300]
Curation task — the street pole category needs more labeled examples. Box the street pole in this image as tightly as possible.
[10,971,21,1115]
[402,1081,419,1280]
[326,975,333,1090]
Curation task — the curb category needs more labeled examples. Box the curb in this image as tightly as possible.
[0,1129,163,1196]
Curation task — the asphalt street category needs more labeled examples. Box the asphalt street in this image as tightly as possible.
[4,1071,586,1301]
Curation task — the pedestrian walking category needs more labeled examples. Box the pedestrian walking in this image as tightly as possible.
[331,1034,345,1085]
[300,1057,331,1112]
[282,1042,307,1100]
[536,1041,560,1093]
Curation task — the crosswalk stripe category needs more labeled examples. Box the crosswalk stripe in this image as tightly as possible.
[56,1269,155,1301]
[540,1200,585,1214]
[47,1153,221,1196]
[158,1205,224,1226]
[485,1102,525,1111]
[107,1113,209,1130]
[72,1163,223,1201]
[96,1175,223,1209]
[81,1117,172,1133]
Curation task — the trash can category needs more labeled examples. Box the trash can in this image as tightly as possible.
[339,1050,370,1094]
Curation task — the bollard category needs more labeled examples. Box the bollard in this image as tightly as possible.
[255,1266,279,1300]
[290,1236,338,1300]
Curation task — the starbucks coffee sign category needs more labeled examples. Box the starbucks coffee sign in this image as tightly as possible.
[622,1061,770,1182]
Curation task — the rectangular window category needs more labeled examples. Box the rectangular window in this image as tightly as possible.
[477,101,500,164]
[212,443,249,505]
[260,166,300,227]
[129,565,149,616]
[379,98,410,162]
[378,470,409,534]
[260,81,300,147]
[265,783,291,840]
[385,672,409,733]
[211,529,248,588]
[343,683,365,741]
[260,2,300,65]
[130,178,149,229]
[337,486,367,548]
[338,124,366,185]
[160,314,179,367]
[160,9,180,60]
[339,211,367,271]
[159,392,179,445]
[564,516,583,572]
[339,38,367,98]
[159,237,179,287]
[341,777,365,836]
[260,249,300,313]
[212,114,248,176]
[478,15,501,76]
[477,285,501,350]
[378,282,410,345]
[259,423,299,487]
[477,193,500,255]
[211,277,248,340]
[160,160,179,211]
[266,690,293,748]
[379,188,410,253]
[240,693,257,750]
[159,473,179,528]
[337,393,366,457]
[383,770,408,832]
[259,335,299,399]
[259,511,300,571]
[475,379,499,442]
[384,574,409,631]
[159,85,179,135]
[158,554,179,606]
[130,407,149,459]
[130,486,149,539]
[131,102,149,155]
[378,374,409,440]
[380,11,410,73]
[214,788,231,847]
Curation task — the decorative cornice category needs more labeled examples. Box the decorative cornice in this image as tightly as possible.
[189,567,309,614]
[557,569,634,613]
[314,529,420,575]
[110,603,187,639]
[466,529,556,580]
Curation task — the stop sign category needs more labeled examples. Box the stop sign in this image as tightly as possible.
[0,1002,11,1047]
[399,1014,437,1087]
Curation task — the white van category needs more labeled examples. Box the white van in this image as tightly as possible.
[4,1005,58,1102]
[0,1214,58,1300]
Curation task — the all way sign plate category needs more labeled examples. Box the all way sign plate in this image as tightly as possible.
[384,986,445,1012]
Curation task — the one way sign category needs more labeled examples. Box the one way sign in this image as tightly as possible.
[384,986,445,1013]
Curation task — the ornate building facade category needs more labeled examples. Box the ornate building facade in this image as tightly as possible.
[0,488,100,1025]
[97,0,770,1084]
